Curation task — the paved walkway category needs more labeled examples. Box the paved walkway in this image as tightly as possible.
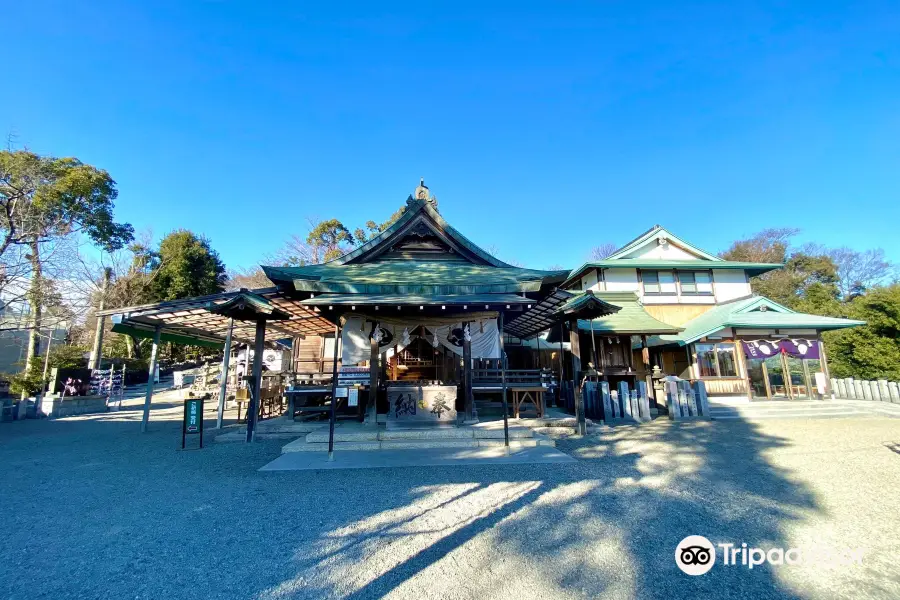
[710,398,900,420]
[2,389,899,599]
[261,446,576,470]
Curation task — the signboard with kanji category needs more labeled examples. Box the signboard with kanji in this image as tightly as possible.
[182,398,204,449]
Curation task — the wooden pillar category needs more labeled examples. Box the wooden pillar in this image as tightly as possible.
[463,321,474,422]
[140,325,162,433]
[597,336,606,370]
[368,327,378,422]
[684,346,694,379]
[246,318,266,443]
[328,320,343,460]
[498,313,510,448]
[216,317,234,429]
[819,339,834,399]
[557,322,565,386]
[569,319,585,435]
[589,320,598,368]
[641,335,654,402]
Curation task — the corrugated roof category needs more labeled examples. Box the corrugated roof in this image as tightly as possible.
[647,296,865,347]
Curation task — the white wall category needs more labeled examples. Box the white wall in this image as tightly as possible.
[581,269,599,291]
[713,269,752,302]
[621,240,698,260]
[604,268,640,292]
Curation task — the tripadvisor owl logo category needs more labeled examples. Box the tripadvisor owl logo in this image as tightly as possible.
[675,535,716,575]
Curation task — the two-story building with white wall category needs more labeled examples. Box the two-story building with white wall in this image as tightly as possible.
[559,225,863,402]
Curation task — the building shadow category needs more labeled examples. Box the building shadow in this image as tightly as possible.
[250,417,819,599]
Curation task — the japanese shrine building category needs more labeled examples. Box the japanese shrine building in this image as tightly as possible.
[102,179,863,437]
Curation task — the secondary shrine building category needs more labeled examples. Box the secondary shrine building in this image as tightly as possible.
[104,179,863,431]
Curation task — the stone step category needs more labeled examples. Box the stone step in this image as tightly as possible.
[282,436,555,453]
[305,430,380,443]
[304,424,535,443]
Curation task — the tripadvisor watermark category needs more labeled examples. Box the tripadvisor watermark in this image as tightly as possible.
[675,535,864,576]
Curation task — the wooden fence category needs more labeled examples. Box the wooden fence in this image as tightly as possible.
[832,377,900,403]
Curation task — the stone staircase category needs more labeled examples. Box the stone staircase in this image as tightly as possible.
[281,421,555,452]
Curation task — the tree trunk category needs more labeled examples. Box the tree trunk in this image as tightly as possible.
[22,241,43,399]
[130,335,143,359]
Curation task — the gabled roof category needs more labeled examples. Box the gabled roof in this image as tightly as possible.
[647,295,865,347]
[563,225,783,286]
[606,224,722,261]
[263,196,569,294]
[329,197,511,267]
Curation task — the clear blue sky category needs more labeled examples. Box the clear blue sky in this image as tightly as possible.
[4,1,899,271]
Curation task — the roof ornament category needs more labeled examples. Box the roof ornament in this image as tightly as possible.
[410,177,439,211]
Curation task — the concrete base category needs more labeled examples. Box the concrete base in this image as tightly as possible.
[40,394,108,419]
[260,446,576,471]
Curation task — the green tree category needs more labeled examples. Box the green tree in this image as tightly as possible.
[153,230,226,301]
[722,229,840,311]
[824,285,900,380]
[306,218,354,263]
[0,150,133,395]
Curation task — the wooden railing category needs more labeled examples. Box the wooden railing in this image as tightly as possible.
[472,368,546,387]
[701,378,748,396]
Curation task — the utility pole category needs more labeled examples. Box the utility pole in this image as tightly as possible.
[89,267,112,370]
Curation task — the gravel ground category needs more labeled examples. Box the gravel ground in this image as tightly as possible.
[2,390,899,600]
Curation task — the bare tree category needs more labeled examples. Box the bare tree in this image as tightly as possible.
[225,267,272,291]
[721,228,800,263]
[827,247,894,298]
[589,242,618,260]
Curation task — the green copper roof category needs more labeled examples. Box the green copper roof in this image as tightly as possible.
[301,293,533,306]
[647,296,865,347]
[576,292,682,335]
[555,290,620,318]
[264,262,568,294]
[208,290,290,320]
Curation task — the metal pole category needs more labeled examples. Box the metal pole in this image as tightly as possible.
[246,319,266,442]
[216,317,234,429]
[141,325,162,433]
[499,312,509,449]
[328,320,343,461]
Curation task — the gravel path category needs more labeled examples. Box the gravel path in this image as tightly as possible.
[2,390,899,600]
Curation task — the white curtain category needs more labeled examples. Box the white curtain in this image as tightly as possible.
[342,316,500,363]
[341,317,417,364]
[424,319,499,359]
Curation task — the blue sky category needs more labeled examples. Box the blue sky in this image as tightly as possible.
[4,1,899,271]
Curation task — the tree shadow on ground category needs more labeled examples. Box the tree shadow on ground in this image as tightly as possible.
[5,406,886,599]
[251,417,822,599]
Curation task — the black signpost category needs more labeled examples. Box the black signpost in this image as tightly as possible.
[182,397,204,449]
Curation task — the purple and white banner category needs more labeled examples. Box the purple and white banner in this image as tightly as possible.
[742,339,820,360]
